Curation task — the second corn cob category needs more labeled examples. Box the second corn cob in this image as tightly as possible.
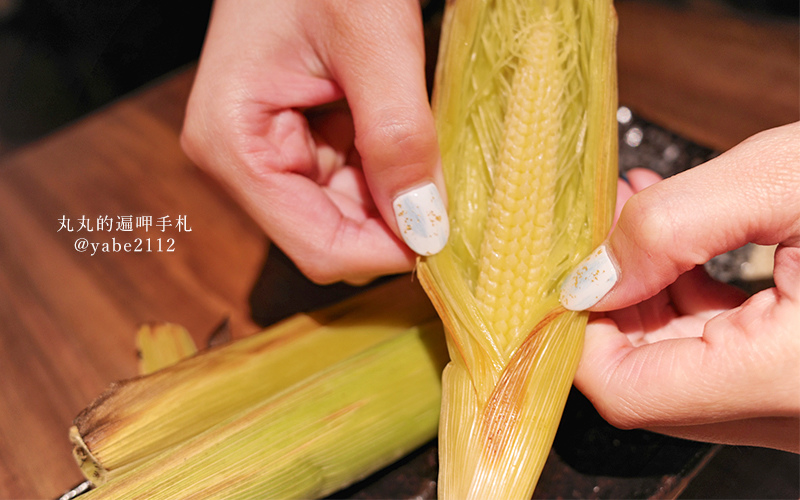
[70,278,441,489]
[79,320,447,500]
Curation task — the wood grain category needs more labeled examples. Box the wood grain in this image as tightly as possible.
[616,0,799,151]
[0,1,797,499]
[0,69,267,499]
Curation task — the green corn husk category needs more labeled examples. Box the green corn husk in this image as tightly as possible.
[79,320,447,500]
[418,0,618,498]
[70,278,441,488]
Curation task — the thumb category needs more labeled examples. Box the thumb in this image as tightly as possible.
[560,122,800,311]
[320,0,449,256]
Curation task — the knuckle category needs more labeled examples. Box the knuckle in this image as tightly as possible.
[591,394,632,429]
[356,111,436,165]
[590,394,647,430]
[600,404,646,430]
[179,102,225,177]
[619,193,672,255]
[179,120,231,183]
[179,118,202,165]
[293,239,348,286]
[581,364,660,431]
[296,260,342,285]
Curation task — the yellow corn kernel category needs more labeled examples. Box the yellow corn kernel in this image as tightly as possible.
[475,18,563,348]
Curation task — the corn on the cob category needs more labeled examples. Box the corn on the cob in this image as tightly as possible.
[418,0,618,498]
[78,320,447,500]
[70,278,440,487]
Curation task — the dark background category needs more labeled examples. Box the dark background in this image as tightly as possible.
[0,0,797,153]
[0,0,214,152]
[0,0,797,498]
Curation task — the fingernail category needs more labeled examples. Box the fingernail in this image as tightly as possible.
[393,182,449,256]
[560,244,619,311]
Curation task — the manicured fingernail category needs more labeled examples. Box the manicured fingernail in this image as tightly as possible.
[393,182,449,256]
[560,244,619,311]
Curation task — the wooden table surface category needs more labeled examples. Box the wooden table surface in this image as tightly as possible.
[1,1,797,499]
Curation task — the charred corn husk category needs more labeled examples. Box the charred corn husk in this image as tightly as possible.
[70,278,440,487]
[418,0,618,498]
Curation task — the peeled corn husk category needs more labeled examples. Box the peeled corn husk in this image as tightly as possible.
[418,0,618,497]
[135,323,198,375]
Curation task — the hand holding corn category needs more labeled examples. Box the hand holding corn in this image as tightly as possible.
[181,0,448,285]
[183,2,797,499]
[566,123,800,454]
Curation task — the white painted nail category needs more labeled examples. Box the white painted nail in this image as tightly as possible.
[393,182,449,256]
[560,244,619,311]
